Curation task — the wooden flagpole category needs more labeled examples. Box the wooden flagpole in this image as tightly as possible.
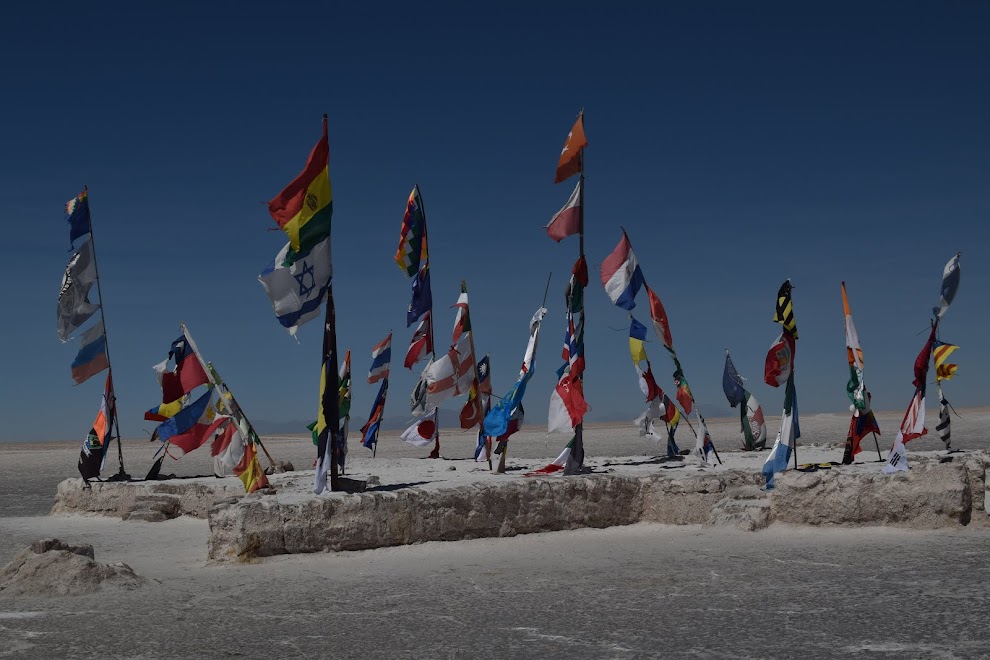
[84,186,129,481]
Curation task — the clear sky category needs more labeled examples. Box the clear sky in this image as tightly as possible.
[2,2,988,443]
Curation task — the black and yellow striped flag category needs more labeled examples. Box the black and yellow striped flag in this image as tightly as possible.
[773,279,798,338]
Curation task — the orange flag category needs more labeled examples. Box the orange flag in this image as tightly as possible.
[554,112,587,183]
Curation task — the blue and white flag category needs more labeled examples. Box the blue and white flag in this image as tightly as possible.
[407,265,432,327]
[258,236,332,336]
[600,230,645,310]
[762,377,800,488]
[368,332,392,384]
[934,253,960,319]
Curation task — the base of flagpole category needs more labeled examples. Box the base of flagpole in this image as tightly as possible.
[332,477,367,493]
[106,468,131,482]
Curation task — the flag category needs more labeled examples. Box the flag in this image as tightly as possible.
[258,236,332,336]
[694,413,716,463]
[483,307,547,437]
[672,363,693,415]
[395,185,429,277]
[423,291,476,407]
[628,317,648,364]
[554,112,587,184]
[70,321,108,385]
[882,387,926,473]
[600,230,645,310]
[65,188,90,245]
[762,376,800,488]
[234,440,270,493]
[934,253,961,320]
[882,436,909,474]
[742,391,767,451]
[267,118,332,254]
[913,327,937,390]
[841,282,867,411]
[773,279,798,338]
[722,352,746,407]
[764,332,794,387]
[525,435,576,476]
[160,335,210,403]
[936,382,951,450]
[336,350,352,469]
[360,379,389,450]
[634,364,663,403]
[842,403,881,463]
[400,409,438,447]
[155,387,222,455]
[546,179,582,242]
[474,396,492,461]
[476,355,491,395]
[145,397,185,422]
[407,265,433,327]
[405,311,434,369]
[367,332,392,383]
[933,341,959,381]
[548,309,588,433]
[78,373,115,480]
[211,417,246,470]
[57,238,99,342]
[645,285,673,350]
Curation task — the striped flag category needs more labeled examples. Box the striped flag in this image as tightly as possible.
[360,379,389,450]
[600,230,645,311]
[773,279,798,339]
[423,292,476,407]
[546,178,582,242]
[933,341,959,381]
[936,382,951,450]
[368,332,392,383]
[405,312,433,369]
[762,376,800,488]
[841,282,867,411]
[267,118,332,254]
[71,321,109,385]
[525,434,576,476]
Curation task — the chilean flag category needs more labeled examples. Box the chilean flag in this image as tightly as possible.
[601,230,645,310]
[367,332,392,383]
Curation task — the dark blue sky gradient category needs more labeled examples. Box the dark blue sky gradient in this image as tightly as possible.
[2,2,988,441]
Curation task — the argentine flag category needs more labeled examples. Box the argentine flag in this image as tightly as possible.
[762,377,800,489]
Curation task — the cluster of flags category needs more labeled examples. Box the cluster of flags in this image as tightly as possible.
[761,280,801,488]
[722,352,767,452]
[839,282,881,464]
[628,317,684,459]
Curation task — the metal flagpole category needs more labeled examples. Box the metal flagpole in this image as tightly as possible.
[84,186,129,480]
[566,112,586,476]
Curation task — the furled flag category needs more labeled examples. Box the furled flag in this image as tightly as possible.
[723,351,767,451]
[483,307,547,438]
[395,185,428,277]
[405,311,434,369]
[525,434,578,476]
[934,253,961,320]
[841,282,867,411]
[337,350,352,470]
[66,187,91,245]
[71,321,109,385]
[773,279,798,339]
[423,291,477,408]
[936,382,952,450]
[368,332,392,383]
[842,395,881,463]
[554,111,588,184]
[600,230,645,310]
[258,236,332,336]
[474,395,493,462]
[78,373,115,480]
[407,265,433,327]
[933,341,959,381]
[57,238,100,342]
[645,285,673,351]
[267,117,332,254]
[160,335,210,404]
[764,332,795,388]
[460,354,491,430]
[400,408,438,447]
[155,387,223,456]
[360,379,388,450]
[762,377,800,488]
[882,329,935,473]
[211,416,270,493]
[548,309,589,433]
[546,178,582,242]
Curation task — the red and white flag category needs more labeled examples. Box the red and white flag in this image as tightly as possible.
[546,179,582,242]
[404,311,433,369]
[400,408,438,447]
[423,292,476,407]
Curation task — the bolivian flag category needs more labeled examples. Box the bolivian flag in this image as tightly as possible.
[268,117,332,254]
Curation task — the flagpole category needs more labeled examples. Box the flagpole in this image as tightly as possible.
[84,186,129,480]
[567,129,586,476]
[418,184,441,459]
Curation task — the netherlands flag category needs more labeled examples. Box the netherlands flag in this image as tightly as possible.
[368,332,392,383]
[600,230,645,310]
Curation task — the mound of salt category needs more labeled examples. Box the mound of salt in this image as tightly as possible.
[0,538,147,597]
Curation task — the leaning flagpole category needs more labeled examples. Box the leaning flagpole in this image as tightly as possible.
[85,186,128,480]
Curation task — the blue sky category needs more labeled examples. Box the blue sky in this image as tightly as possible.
[2,2,988,442]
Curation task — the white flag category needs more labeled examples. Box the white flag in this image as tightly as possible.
[882,434,909,473]
[258,236,332,336]
[400,408,438,447]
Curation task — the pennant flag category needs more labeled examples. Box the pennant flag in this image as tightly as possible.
[933,341,959,381]
[762,376,800,488]
[360,379,389,450]
[773,280,798,339]
[407,265,433,327]
[936,382,951,450]
[629,317,648,364]
[405,311,434,369]
[934,253,961,320]
[368,332,392,383]
[400,408,438,447]
[70,321,109,385]
[546,179,582,242]
[525,435,576,476]
[722,352,746,408]
[78,373,115,480]
[483,307,547,437]
[764,332,794,388]
[841,282,867,411]
[645,286,673,350]
[554,112,588,184]
[160,335,210,403]
[267,118,332,254]
[57,238,100,342]
[66,188,91,245]
[601,231,645,310]
[395,185,428,277]
[258,236,332,336]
